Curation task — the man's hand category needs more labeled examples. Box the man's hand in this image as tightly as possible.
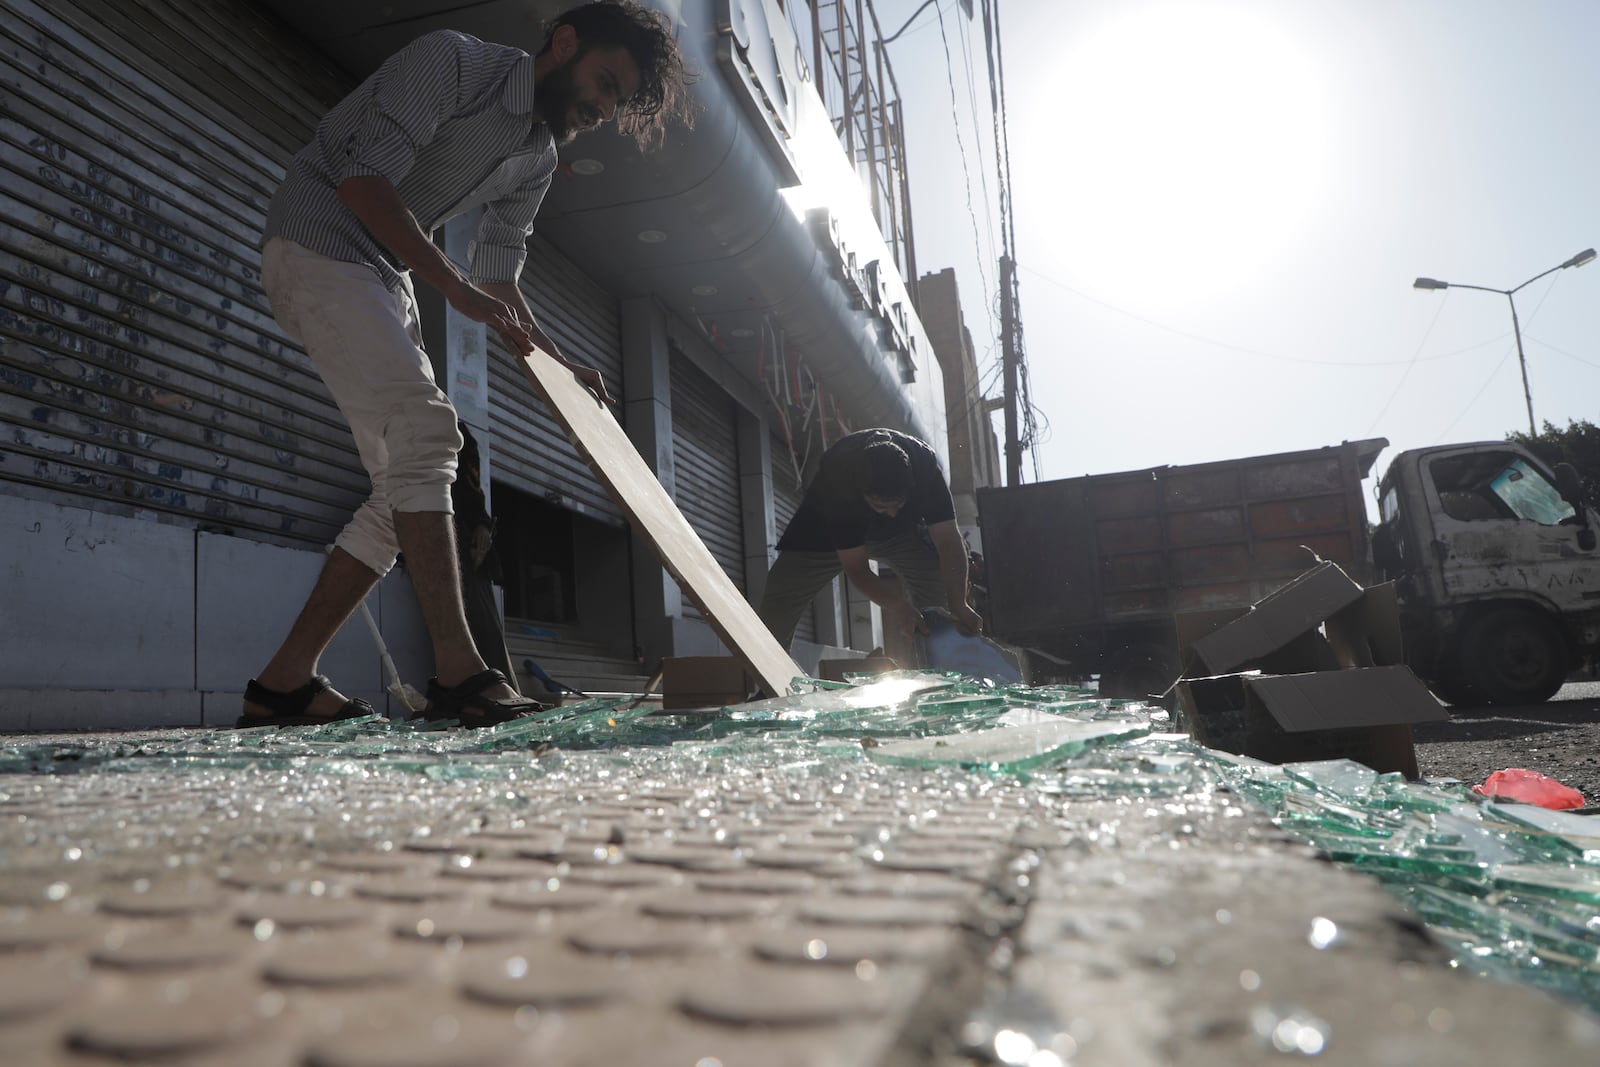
[884,597,927,642]
[561,358,615,405]
[471,526,493,569]
[446,280,541,351]
[950,601,984,636]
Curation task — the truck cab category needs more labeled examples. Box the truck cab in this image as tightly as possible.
[1375,442,1600,704]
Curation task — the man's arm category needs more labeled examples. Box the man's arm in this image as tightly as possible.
[478,282,613,404]
[926,519,983,633]
[836,545,923,641]
[336,176,543,354]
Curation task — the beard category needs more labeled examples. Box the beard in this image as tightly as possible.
[537,63,601,145]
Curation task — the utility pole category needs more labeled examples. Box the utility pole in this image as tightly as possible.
[1000,254,1022,486]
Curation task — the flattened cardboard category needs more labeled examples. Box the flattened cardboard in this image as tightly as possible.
[1189,561,1364,675]
[1242,666,1446,777]
[517,350,802,696]
[1244,666,1445,732]
[661,656,751,710]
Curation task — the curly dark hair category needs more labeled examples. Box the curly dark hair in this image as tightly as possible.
[543,1,695,149]
[854,439,913,501]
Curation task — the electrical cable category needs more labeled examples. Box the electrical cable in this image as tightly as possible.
[1362,292,1450,436]
[882,0,958,45]
[927,1,998,346]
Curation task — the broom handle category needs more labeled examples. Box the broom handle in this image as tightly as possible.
[357,596,406,696]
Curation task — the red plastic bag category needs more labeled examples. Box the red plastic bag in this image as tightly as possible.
[1472,768,1586,810]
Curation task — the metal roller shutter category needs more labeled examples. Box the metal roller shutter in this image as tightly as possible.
[669,349,743,619]
[0,0,368,545]
[486,234,624,524]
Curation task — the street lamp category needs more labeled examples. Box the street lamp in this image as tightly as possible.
[1413,247,1597,436]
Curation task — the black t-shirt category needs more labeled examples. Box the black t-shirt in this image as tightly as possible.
[776,428,956,552]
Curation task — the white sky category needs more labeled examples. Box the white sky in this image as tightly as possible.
[880,0,1600,512]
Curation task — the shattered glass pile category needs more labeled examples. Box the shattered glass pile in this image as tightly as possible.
[3,670,1599,1016]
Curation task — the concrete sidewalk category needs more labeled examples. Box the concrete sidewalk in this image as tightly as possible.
[1,704,1596,1066]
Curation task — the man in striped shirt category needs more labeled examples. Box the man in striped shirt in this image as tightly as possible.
[241,2,689,728]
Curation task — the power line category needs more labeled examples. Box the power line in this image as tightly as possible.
[926,0,999,348]
[1362,291,1449,436]
[882,0,958,44]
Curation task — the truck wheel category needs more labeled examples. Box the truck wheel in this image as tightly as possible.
[1455,608,1568,706]
[1424,673,1476,707]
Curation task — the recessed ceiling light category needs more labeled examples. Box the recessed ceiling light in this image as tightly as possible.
[570,158,604,175]
[637,229,668,243]
[690,284,718,296]
[730,327,755,338]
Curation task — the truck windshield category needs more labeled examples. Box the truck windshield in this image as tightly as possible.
[1429,452,1575,526]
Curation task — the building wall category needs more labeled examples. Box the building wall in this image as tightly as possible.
[918,267,1002,547]
[0,0,947,725]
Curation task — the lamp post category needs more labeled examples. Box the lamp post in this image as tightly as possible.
[1414,247,1596,436]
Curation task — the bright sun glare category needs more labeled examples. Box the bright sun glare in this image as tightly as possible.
[1042,2,1331,304]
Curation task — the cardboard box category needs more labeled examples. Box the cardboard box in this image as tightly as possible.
[1189,561,1365,675]
[1241,667,1447,778]
[1324,581,1405,668]
[1178,666,1445,776]
[817,656,899,683]
[1174,563,1439,778]
[1175,672,1251,750]
[660,656,752,710]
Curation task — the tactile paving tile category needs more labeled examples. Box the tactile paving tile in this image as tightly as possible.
[489,884,611,912]
[261,935,428,988]
[0,952,86,1019]
[693,870,819,895]
[558,863,683,889]
[300,1006,533,1067]
[98,879,227,917]
[392,906,535,944]
[466,829,566,854]
[458,953,630,1008]
[65,982,263,1059]
[751,926,951,966]
[566,916,722,957]
[438,857,560,882]
[0,907,106,951]
[747,846,861,871]
[235,892,373,931]
[870,850,992,877]
[353,874,472,903]
[625,845,746,872]
[319,852,442,876]
[677,966,891,1026]
[797,895,965,927]
[639,892,777,921]
[835,871,979,899]
[218,860,320,891]
[93,926,248,970]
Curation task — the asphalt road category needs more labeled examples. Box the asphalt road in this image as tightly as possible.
[1413,680,1600,804]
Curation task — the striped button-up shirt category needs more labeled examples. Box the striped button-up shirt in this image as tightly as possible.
[264,30,558,292]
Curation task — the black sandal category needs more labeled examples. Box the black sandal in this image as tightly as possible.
[237,675,375,728]
[422,669,552,727]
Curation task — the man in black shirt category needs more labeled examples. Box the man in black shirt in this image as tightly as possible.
[759,428,983,663]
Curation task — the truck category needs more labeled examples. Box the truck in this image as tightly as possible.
[976,438,1600,705]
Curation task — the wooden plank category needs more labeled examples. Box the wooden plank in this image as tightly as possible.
[516,349,803,697]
